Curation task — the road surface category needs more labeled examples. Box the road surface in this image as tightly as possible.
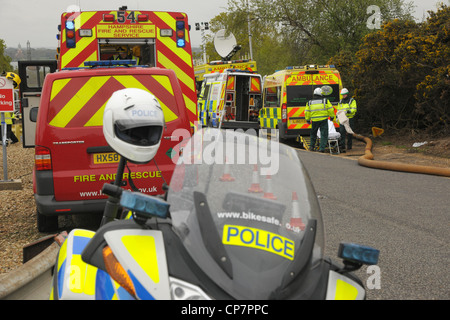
[296,149,449,300]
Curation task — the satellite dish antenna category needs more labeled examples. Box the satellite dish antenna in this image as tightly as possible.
[214,29,240,60]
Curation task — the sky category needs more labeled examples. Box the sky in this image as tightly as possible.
[0,0,447,50]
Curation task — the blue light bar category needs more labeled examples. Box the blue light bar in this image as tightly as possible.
[338,243,379,265]
[84,60,137,67]
[120,190,170,219]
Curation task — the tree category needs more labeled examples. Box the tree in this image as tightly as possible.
[0,39,13,73]
[203,0,413,75]
[412,5,450,134]
[203,4,297,76]
[350,4,449,135]
[249,0,414,63]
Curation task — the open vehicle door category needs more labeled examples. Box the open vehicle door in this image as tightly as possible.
[18,60,57,147]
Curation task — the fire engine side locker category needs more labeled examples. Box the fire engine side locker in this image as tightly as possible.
[18,60,58,148]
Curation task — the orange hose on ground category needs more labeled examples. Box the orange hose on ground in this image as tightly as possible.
[352,134,450,177]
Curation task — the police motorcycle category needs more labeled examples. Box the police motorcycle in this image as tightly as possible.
[51,89,379,300]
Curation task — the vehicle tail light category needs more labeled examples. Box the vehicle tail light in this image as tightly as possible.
[35,146,52,171]
[282,103,287,123]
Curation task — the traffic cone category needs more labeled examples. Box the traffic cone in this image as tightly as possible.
[248,164,263,193]
[263,173,277,200]
[220,157,235,181]
[290,192,305,231]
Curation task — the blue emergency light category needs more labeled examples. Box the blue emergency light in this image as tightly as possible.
[120,190,170,219]
[338,243,379,265]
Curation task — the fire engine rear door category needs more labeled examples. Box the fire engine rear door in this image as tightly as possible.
[18,60,57,148]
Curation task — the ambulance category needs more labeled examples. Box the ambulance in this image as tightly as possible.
[259,65,343,143]
[194,59,257,94]
[21,7,198,147]
[197,68,262,130]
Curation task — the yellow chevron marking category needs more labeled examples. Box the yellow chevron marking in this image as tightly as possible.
[113,75,178,122]
[84,101,107,127]
[155,12,190,44]
[152,75,174,95]
[83,49,99,66]
[49,76,111,127]
[61,32,98,69]
[157,35,192,67]
[157,51,194,92]
[50,78,71,101]
[183,94,197,116]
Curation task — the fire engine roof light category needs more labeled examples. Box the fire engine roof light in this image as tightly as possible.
[137,14,149,22]
[103,14,115,22]
[338,243,379,265]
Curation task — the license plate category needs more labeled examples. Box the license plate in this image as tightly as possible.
[290,119,306,124]
[93,152,121,164]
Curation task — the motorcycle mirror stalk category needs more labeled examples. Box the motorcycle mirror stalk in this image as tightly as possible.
[337,243,380,274]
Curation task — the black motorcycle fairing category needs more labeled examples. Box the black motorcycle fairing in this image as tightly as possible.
[168,129,326,300]
[193,191,233,279]
[158,223,236,300]
[158,222,330,300]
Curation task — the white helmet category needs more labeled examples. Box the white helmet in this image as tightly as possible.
[103,88,165,164]
[341,88,349,95]
[313,87,322,96]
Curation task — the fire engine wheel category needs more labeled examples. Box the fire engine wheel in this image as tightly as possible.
[36,210,59,233]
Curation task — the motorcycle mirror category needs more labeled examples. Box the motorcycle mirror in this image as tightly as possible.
[338,243,379,266]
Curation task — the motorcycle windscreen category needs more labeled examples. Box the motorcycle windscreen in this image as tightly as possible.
[168,128,325,299]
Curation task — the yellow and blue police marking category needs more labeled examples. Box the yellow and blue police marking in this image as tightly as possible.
[223,225,295,260]
[95,269,136,300]
[54,229,97,299]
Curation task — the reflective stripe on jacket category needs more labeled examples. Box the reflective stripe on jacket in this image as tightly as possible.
[305,98,335,122]
[337,98,357,119]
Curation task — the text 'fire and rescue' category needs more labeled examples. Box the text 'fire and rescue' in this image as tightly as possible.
[74,171,161,182]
